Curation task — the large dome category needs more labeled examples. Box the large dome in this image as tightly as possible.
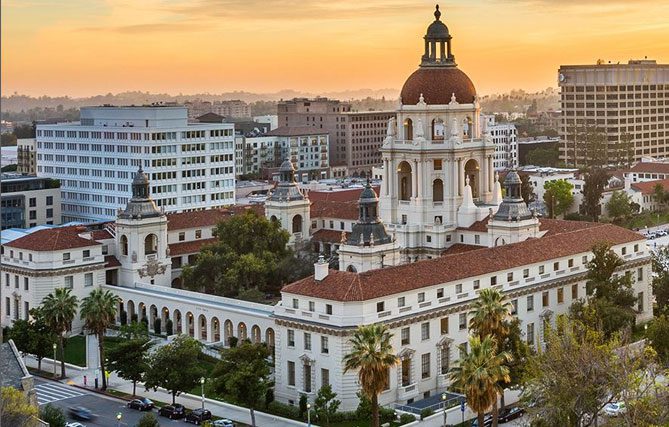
[400,67,476,105]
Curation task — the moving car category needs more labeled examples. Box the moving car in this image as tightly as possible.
[212,420,236,427]
[604,401,626,417]
[67,406,94,421]
[127,397,154,411]
[159,404,186,419]
[470,414,493,427]
[65,423,86,427]
[498,406,525,422]
[185,408,213,425]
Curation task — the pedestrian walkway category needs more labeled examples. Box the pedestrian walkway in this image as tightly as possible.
[35,382,84,405]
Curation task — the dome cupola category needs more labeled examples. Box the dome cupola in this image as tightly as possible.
[347,181,392,246]
[493,170,533,221]
[268,159,307,202]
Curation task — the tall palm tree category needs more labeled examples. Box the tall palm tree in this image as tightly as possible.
[449,335,511,427]
[42,288,78,378]
[343,324,399,427]
[80,288,120,390]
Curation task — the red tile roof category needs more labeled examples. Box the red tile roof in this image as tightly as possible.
[91,229,114,240]
[630,179,669,195]
[265,126,329,137]
[282,223,644,301]
[105,255,121,268]
[308,186,379,202]
[311,229,349,243]
[457,216,600,236]
[169,238,217,256]
[5,227,101,251]
[441,243,483,255]
[627,162,669,174]
[311,200,359,220]
[166,205,264,231]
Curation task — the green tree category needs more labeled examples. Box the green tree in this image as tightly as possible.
[165,318,173,336]
[181,211,295,297]
[617,133,635,168]
[1,164,17,172]
[79,288,120,390]
[343,324,399,427]
[449,336,511,427]
[581,168,609,221]
[606,190,632,223]
[41,288,78,378]
[519,173,535,204]
[313,384,341,427]
[582,127,608,168]
[543,180,574,218]
[39,404,66,427]
[645,315,669,366]
[8,308,56,372]
[135,412,160,427]
[652,246,669,315]
[153,318,161,335]
[211,341,271,427]
[497,318,531,408]
[0,386,38,427]
[526,147,559,167]
[144,335,205,404]
[107,337,154,396]
[653,183,667,211]
[469,288,511,341]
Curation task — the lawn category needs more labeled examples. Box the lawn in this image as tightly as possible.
[621,211,669,230]
[63,335,124,367]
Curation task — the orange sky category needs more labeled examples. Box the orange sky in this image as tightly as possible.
[2,0,669,98]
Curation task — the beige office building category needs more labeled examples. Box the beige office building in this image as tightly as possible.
[16,139,36,175]
[558,59,669,166]
[344,110,395,177]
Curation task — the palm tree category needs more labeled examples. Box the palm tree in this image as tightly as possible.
[449,335,511,427]
[80,288,120,390]
[343,324,399,427]
[42,288,78,378]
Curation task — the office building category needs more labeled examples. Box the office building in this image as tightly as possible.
[16,138,37,175]
[36,106,235,223]
[344,110,396,177]
[1,175,61,229]
[481,114,518,170]
[558,59,669,166]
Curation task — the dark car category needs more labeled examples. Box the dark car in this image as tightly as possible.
[67,406,94,421]
[470,414,493,427]
[159,404,186,419]
[185,408,212,425]
[499,406,525,422]
[127,398,154,411]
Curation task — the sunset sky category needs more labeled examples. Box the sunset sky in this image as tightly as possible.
[2,0,669,98]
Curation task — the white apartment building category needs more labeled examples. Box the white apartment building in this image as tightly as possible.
[481,114,518,170]
[35,106,236,222]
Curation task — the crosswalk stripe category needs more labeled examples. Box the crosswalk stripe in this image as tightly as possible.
[36,383,84,405]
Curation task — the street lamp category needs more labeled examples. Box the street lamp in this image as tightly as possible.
[307,403,311,427]
[441,393,447,427]
[52,343,57,377]
[200,377,205,409]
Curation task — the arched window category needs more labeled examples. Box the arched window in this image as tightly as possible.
[433,179,444,202]
[397,161,413,201]
[463,117,472,139]
[292,215,303,233]
[432,118,445,141]
[120,235,128,256]
[403,118,413,140]
[270,215,278,223]
[144,234,157,255]
[464,159,480,198]
[346,265,357,272]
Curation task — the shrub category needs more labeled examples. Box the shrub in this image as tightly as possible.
[153,318,161,335]
[120,310,127,326]
[399,413,417,425]
[228,336,238,348]
[136,412,160,427]
[265,388,274,408]
[266,401,301,420]
[420,408,434,420]
[355,392,371,419]
[140,317,149,330]
[165,319,173,336]
[130,313,138,323]
[299,393,308,419]
[380,406,396,423]
[40,404,66,427]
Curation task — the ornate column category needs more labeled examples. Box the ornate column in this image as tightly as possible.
[443,158,450,197]
[457,158,463,196]
[416,159,423,199]
[488,156,494,193]
[413,159,419,200]
[383,159,390,196]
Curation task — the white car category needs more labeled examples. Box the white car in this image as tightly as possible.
[604,401,626,417]
[212,420,235,427]
[66,423,86,427]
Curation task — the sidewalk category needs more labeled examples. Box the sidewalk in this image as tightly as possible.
[24,354,312,427]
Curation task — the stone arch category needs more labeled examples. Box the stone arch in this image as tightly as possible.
[270,215,278,223]
[433,178,444,202]
[224,320,233,346]
[265,328,276,360]
[116,299,124,323]
[186,311,195,337]
[397,161,413,201]
[238,322,247,341]
[198,314,207,341]
[464,159,480,199]
[292,215,303,233]
[251,325,261,344]
[120,235,128,256]
[346,265,357,273]
[127,300,135,320]
[149,304,158,329]
[138,302,147,322]
[160,306,169,327]
[174,309,183,334]
[144,234,157,255]
[432,118,445,141]
[171,277,182,289]
[403,118,413,140]
[463,116,473,139]
[211,317,221,342]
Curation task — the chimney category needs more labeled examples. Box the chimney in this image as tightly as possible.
[314,254,329,281]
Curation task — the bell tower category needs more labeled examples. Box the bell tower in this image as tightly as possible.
[487,170,541,246]
[265,160,311,245]
[116,168,171,287]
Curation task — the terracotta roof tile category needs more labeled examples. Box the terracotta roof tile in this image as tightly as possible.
[168,238,217,256]
[105,255,121,268]
[311,229,349,243]
[91,229,114,240]
[166,205,264,231]
[5,227,101,251]
[630,178,669,195]
[457,216,600,236]
[311,200,359,220]
[282,223,644,301]
[627,162,669,174]
[308,186,379,203]
[441,243,483,255]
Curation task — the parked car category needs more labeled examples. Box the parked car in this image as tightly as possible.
[127,397,154,411]
[65,423,86,427]
[499,406,525,422]
[212,420,236,427]
[67,406,94,421]
[604,401,626,417]
[185,408,213,425]
[470,414,493,427]
[159,404,186,419]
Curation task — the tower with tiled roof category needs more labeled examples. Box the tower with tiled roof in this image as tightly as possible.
[265,159,311,245]
[487,170,541,246]
[116,168,171,287]
[378,5,497,261]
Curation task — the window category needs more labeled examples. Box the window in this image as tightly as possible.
[440,345,450,374]
[507,272,513,282]
[634,244,639,252]
[568,258,574,268]
[418,292,425,303]
[622,247,627,255]
[433,159,442,170]
[511,299,518,315]
[490,276,497,286]
[398,297,405,307]
[321,368,330,387]
[572,284,578,299]
[46,208,53,218]
[421,353,431,379]
[421,322,430,340]
[309,301,315,312]
[542,291,549,307]
[539,265,545,274]
[637,267,643,281]
[459,313,467,330]
[29,197,36,207]
[288,330,295,347]
[321,336,329,354]
[195,229,202,239]
[83,250,90,258]
[46,196,53,206]
[582,255,588,265]
[440,317,449,335]
[437,288,444,298]
[557,288,564,304]
[23,277,29,291]
[292,299,299,309]
[527,323,535,346]
[84,273,93,287]
[304,333,311,350]
[29,211,36,220]
[401,327,410,345]
[14,276,18,289]
[455,283,463,294]
[5,298,9,316]
[288,361,295,386]
[527,295,534,312]
[63,253,71,261]
[178,232,185,242]
[376,301,385,313]
[473,280,480,290]
[64,276,73,289]
[523,269,529,278]
[326,304,332,315]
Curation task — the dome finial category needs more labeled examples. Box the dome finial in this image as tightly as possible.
[434,4,441,20]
